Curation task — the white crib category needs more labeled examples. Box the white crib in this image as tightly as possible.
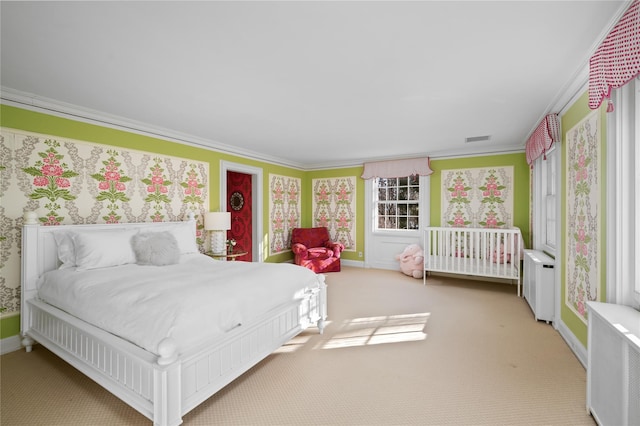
[423,227,523,295]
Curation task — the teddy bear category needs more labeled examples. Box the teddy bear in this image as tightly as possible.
[395,244,424,279]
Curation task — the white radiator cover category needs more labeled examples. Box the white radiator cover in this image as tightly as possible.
[587,302,640,426]
[523,250,555,323]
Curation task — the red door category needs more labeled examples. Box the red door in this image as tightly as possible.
[227,171,252,261]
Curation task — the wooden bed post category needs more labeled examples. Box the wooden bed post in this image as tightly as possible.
[153,362,183,426]
[318,274,327,334]
[20,211,40,352]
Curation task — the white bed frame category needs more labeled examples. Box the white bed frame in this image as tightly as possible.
[423,227,522,295]
[20,216,327,425]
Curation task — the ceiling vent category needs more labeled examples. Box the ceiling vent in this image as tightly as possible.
[465,135,491,143]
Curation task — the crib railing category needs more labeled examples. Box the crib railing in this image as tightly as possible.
[423,227,522,291]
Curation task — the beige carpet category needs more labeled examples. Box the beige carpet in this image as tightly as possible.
[1,267,595,425]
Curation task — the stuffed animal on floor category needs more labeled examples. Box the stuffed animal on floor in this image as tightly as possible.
[395,244,424,279]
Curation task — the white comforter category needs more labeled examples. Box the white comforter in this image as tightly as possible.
[37,254,321,356]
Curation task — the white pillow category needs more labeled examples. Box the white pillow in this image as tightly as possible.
[132,231,180,266]
[72,229,137,271]
[53,231,77,269]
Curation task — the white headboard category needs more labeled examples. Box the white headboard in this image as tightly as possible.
[20,213,196,335]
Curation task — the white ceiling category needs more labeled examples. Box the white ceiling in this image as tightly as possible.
[0,1,630,169]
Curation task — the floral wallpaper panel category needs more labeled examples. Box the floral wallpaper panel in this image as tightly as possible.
[268,174,301,255]
[565,111,601,323]
[441,166,514,228]
[0,128,209,314]
[312,177,356,250]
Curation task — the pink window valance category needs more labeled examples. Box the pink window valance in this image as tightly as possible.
[525,113,560,166]
[588,0,640,112]
[361,157,433,179]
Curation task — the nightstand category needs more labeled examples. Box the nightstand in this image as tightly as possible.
[205,251,248,261]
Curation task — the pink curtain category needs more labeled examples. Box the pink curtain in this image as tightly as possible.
[525,114,560,167]
[361,157,433,179]
[588,0,640,112]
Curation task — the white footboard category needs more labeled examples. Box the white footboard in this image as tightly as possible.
[423,227,522,292]
[23,298,175,424]
[180,280,326,415]
[22,282,326,426]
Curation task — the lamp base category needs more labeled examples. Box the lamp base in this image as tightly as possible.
[211,230,226,255]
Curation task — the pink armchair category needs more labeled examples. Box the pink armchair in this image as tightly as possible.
[291,227,345,273]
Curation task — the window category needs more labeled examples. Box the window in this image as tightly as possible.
[374,176,420,230]
[543,146,558,250]
[634,78,640,302]
[608,76,639,308]
[533,144,558,256]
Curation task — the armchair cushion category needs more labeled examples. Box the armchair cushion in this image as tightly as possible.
[306,247,334,259]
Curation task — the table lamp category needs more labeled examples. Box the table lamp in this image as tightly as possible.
[204,212,231,255]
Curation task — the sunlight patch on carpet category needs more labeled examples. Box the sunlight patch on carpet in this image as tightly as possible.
[320,313,430,349]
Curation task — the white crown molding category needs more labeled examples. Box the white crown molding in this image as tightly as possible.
[1,87,524,172]
[306,146,526,170]
[1,87,308,171]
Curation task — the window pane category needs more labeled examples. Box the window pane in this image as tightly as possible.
[546,219,556,246]
[398,204,407,215]
[399,188,408,200]
[398,177,408,186]
[378,187,387,200]
[388,187,397,200]
[409,204,419,216]
[398,217,407,229]
[386,217,397,228]
[409,175,419,185]
[547,150,557,195]
[546,195,556,219]
[409,187,419,200]
[408,217,419,230]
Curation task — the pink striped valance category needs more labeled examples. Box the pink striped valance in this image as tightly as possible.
[588,0,640,112]
[525,113,560,166]
[361,157,433,179]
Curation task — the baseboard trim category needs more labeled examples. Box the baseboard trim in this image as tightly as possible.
[341,259,364,268]
[556,319,587,368]
[1,335,23,355]
[279,258,364,269]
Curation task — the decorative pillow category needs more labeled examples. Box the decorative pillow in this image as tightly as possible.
[72,229,137,271]
[132,231,181,266]
[53,231,77,269]
[146,222,199,254]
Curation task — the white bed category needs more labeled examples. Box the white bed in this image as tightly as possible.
[20,214,327,425]
[423,226,522,294]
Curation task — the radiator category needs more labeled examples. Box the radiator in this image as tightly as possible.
[523,250,555,323]
[587,302,640,426]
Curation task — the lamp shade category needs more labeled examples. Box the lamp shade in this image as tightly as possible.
[204,212,231,230]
